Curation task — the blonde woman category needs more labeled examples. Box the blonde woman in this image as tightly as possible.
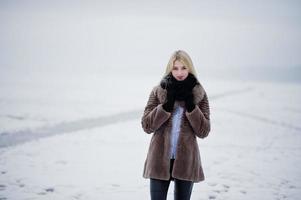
[141,50,211,200]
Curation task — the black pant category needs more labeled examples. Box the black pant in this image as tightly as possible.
[150,159,194,200]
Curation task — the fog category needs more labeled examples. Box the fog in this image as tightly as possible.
[1,0,300,82]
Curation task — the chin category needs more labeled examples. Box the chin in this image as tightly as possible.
[178,77,187,81]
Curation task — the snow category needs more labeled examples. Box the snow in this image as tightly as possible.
[0,73,300,200]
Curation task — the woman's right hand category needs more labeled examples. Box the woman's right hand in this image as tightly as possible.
[162,84,176,112]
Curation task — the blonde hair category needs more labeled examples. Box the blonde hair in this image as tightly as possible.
[163,50,198,78]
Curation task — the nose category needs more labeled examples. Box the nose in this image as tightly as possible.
[177,71,184,76]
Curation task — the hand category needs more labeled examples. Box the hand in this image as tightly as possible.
[162,84,176,112]
[185,92,195,112]
[183,73,197,91]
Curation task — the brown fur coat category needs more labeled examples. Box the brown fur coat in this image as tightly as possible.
[141,83,211,183]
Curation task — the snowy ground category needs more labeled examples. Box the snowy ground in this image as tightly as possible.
[0,74,301,200]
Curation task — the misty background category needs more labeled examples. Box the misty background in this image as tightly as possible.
[1,0,300,83]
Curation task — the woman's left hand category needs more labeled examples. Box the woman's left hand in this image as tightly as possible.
[184,92,195,112]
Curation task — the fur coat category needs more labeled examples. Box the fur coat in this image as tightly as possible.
[141,83,211,183]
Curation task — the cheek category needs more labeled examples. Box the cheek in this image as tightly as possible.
[182,70,189,76]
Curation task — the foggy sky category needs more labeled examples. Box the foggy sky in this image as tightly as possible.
[1,0,300,79]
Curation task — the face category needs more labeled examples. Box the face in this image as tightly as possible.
[171,60,189,81]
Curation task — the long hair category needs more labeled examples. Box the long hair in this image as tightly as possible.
[162,50,198,79]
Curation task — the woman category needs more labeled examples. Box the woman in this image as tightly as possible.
[141,50,211,200]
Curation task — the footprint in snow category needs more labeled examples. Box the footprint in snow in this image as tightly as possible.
[45,187,55,192]
[37,187,55,195]
[240,190,247,194]
[222,184,230,192]
[0,185,6,191]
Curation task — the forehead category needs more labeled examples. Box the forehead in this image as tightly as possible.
[173,60,185,67]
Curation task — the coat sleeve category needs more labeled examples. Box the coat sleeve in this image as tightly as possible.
[141,87,172,134]
[185,91,211,139]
